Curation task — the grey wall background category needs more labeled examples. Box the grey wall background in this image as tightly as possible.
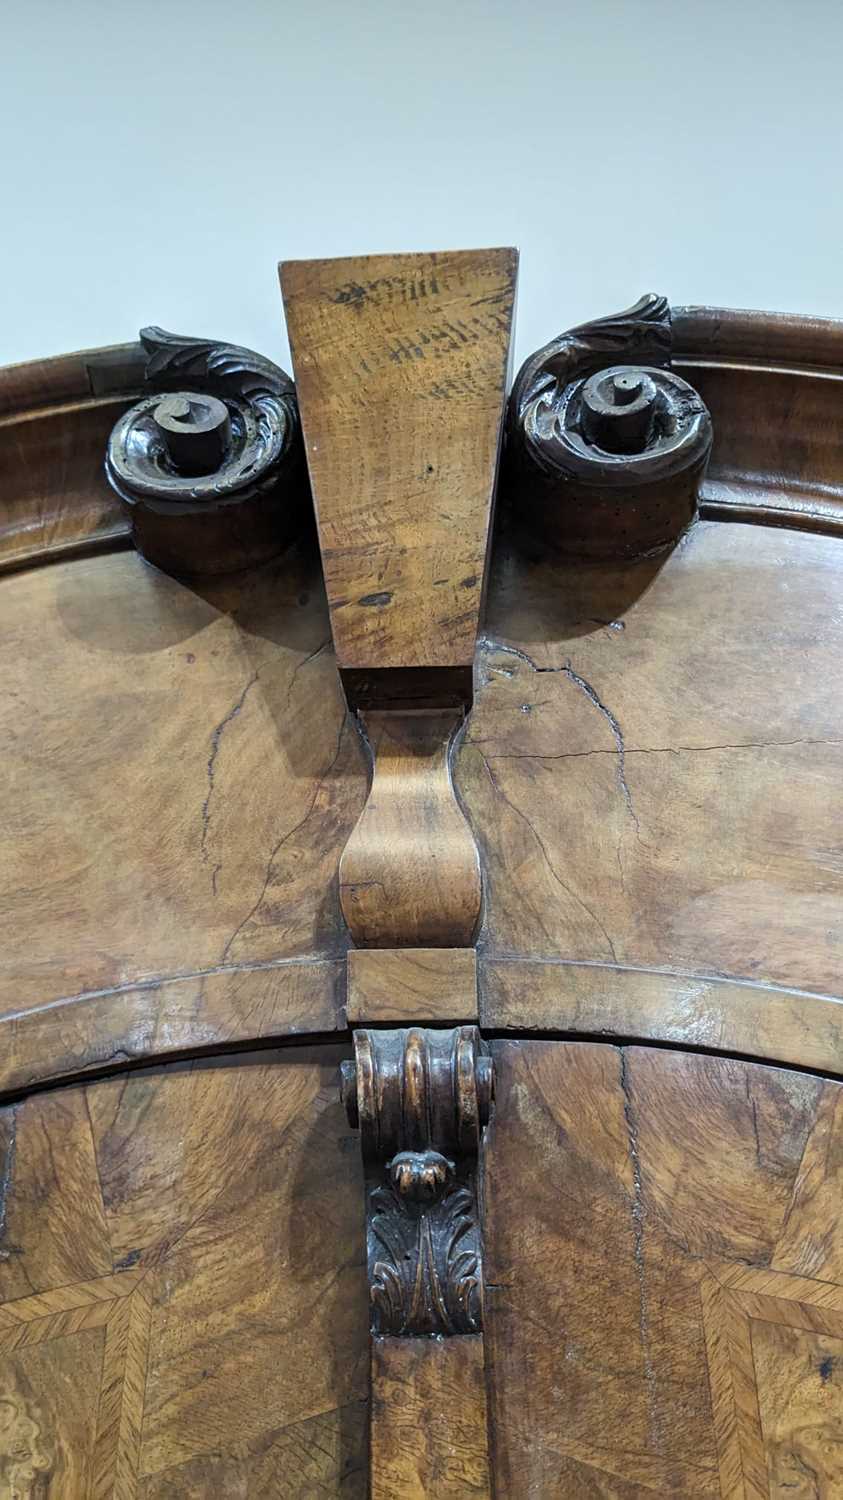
[2,0,841,371]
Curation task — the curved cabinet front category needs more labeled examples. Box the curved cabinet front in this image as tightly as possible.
[0,1045,367,1498]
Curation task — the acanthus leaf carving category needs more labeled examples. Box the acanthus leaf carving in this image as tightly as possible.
[342,1027,493,1338]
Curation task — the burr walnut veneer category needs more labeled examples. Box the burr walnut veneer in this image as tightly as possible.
[1,255,843,1497]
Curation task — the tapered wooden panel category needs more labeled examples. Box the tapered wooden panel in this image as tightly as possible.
[0,1046,367,1496]
[370,1337,490,1499]
[281,248,516,697]
[484,1040,843,1497]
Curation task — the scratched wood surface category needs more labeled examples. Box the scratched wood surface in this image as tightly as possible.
[0,1044,368,1497]
[484,1039,843,1497]
[0,540,366,1023]
[462,518,843,1004]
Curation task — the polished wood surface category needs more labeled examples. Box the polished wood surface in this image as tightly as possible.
[346,947,477,1025]
[463,519,843,1002]
[0,1045,367,1497]
[280,249,516,699]
[485,1040,843,1497]
[482,959,843,1077]
[0,342,140,572]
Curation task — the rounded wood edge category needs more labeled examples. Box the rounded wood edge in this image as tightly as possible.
[0,957,346,1101]
[480,957,843,1079]
[672,306,843,540]
[0,340,145,416]
[673,304,843,369]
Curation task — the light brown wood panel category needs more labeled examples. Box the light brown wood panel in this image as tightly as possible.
[0,1327,105,1496]
[281,248,516,676]
[0,1090,112,1302]
[0,341,142,573]
[370,1336,490,1499]
[481,958,843,1075]
[346,947,477,1024]
[463,519,843,997]
[0,544,366,1018]
[0,1045,368,1497]
[340,712,481,948]
[483,1040,843,1498]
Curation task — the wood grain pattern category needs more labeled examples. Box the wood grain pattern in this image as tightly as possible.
[0,544,365,1019]
[340,712,481,948]
[280,249,516,685]
[370,1337,490,1499]
[0,1045,368,1497]
[483,1040,843,1498]
[346,948,477,1024]
[462,519,843,999]
[0,342,142,573]
[0,958,343,1100]
[481,958,843,1075]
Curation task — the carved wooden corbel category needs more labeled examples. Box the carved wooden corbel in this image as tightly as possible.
[341,1027,494,1337]
[105,327,306,575]
[507,292,713,557]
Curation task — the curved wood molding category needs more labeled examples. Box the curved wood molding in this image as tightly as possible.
[0,341,143,573]
[674,304,843,536]
[481,958,843,1078]
[339,712,482,948]
[4,298,843,586]
[105,328,307,576]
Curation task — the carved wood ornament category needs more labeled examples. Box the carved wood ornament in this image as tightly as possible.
[342,1027,493,1336]
[508,292,713,556]
[105,327,306,574]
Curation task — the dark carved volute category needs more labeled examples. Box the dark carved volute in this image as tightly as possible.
[508,293,713,557]
[105,328,307,576]
[342,1028,494,1337]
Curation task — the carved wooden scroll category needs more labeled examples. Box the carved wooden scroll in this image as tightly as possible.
[105,327,306,575]
[507,293,713,557]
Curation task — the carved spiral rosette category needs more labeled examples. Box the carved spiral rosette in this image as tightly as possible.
[342,1028,493,1336]
[105,328,306,575]
[508,293,713,557]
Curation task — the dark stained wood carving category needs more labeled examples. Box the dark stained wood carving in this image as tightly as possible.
[280,248,517,711]
[507,293,712,557]
[105,327,306,575]
[342,1027,493,1337]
